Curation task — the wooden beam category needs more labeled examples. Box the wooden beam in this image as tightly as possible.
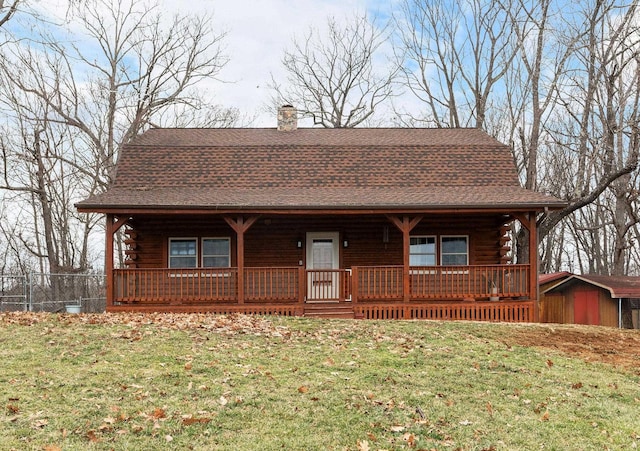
[512,213,531,232]
[223,216,259,304]
[112,216,129,234]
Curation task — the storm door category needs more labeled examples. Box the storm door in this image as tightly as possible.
[306,232,340,301]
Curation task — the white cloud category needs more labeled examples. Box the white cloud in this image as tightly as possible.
[163,0,385,126]
[21,0,398,127]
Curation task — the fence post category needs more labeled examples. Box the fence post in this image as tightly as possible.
[28,273,33,312]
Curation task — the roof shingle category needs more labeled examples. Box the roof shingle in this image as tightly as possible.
[77,127,565,212]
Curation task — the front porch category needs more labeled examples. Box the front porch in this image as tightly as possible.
[109,264,534,322]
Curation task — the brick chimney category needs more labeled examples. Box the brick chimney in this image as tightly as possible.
[277,105,297,131]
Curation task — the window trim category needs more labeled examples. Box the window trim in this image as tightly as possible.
[440,235,469,266]
[201,237,231,268]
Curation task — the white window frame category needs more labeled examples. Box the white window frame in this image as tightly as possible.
[440,235,469,267]
[168,237,198,269]
[201,237,231,268]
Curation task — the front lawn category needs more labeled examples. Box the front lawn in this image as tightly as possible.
[0,312,639,450]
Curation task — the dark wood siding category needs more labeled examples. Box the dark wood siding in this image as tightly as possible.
[124,214,509,269]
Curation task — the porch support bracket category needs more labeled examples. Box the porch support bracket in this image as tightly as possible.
[224,215,260,304]
[387,215,423,304]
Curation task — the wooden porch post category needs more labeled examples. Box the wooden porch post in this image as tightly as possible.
[298,266,306,313]
[224,216,259,304]
[105,215,129,310]
[387,215,423,304]
[528,212,539,322]
[105,214,114,310]
[515,212,539,322]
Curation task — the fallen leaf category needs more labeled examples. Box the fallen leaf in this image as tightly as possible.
[546,359,554,368]
[184,362,193,371]
[32,418,48,429]
[219,396,228,406]
[486,402,493,416]
[540,411,550,422]
[402,432,417,446]
[357,439,370,451]
[390,425,405,432]
[183,417,212,425]
[298,385,309,394]
[86,430,99,442]
[151,408,166,419]
[165,435,173,442]
[43,446,61,451]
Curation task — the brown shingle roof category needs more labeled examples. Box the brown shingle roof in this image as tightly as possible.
[543,274,640,299]
[77,127,566,212]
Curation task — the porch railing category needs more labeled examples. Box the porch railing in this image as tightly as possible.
[244,267,300,302]
[409,264,529,299]
[114,268,237,303]
[355,266,403,300]
[113,264,530,304]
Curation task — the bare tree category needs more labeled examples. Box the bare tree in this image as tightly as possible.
[270,14,398,128]
[395,0,518,129]
[0,0,20,28]
[535,0,640,240]
[0,0,234,277]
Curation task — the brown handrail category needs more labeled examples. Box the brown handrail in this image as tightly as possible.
[112,264,530,305]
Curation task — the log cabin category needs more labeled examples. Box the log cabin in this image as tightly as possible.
[76,106,566,320]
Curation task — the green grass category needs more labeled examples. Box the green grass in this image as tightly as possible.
[0,313,639,450]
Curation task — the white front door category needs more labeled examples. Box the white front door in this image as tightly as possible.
[306,232,340,301]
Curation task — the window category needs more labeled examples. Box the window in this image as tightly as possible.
[202,238,230,267]
[441,236,468,265]
[169,238,197,268]
[410,236,436,266]
[168,237,231,269]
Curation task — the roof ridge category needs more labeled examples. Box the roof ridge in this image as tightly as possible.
[123,143,508,149]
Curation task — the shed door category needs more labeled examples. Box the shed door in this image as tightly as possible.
[574,290,600,325]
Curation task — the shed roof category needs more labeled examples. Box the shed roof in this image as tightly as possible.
[77,127,566,213]
[539,272,572,286]
[543,274,640,299]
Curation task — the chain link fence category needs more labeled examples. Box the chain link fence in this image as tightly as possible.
[0,275,28,312]
[1,273,106,313]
